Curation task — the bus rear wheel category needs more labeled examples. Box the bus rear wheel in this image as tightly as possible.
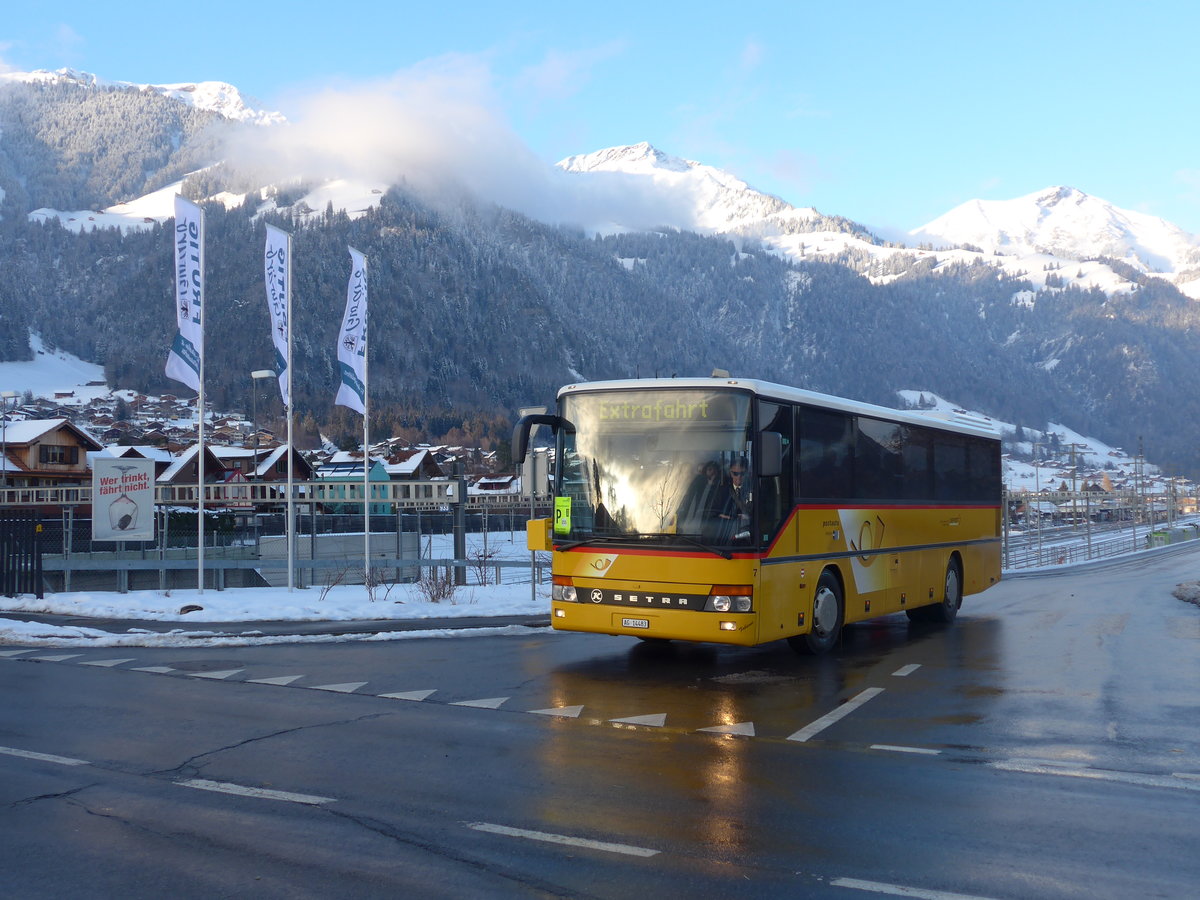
[908,558,962,624]
[789,570,843,655]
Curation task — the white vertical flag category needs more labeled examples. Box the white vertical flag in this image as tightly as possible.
[166,196,204,391]
[335,247,367,414]
[263,224,291,404]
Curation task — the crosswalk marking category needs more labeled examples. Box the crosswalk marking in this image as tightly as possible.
[131,666,175,674]
[0,649,36,657]
[697,721,755,737]
[28,654,83,662]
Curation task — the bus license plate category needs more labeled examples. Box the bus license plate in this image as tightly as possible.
[621,617,649,629]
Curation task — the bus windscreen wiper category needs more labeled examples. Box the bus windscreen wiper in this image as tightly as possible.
[556,534,643,552]
[666,534,732,559]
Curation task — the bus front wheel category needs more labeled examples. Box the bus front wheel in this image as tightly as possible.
[789,570,843,655]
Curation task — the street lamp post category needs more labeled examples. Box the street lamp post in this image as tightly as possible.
[250,370,275,479]
[1,390,18,492]
[250,370,275,557]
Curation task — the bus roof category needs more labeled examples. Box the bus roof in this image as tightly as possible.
[556,377,1001,440]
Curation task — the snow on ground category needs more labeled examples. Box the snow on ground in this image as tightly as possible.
[0,531,551,648]
[0,333,111,404]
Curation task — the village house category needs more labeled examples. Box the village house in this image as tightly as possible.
[1,418,103,490]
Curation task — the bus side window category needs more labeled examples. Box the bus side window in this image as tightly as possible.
[756,401,793,541]
[798,406,853,500]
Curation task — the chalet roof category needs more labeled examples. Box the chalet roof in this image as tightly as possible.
[1,418,103,449]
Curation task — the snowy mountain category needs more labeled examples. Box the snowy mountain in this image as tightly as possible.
[0,68,284,126]
[913,186,1200,299]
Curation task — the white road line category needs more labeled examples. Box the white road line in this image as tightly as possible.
[610,713,667,727]
[0,649,36,657]
[378,689,436,701]
[528,705,584,718]
[28,654,83,662]
[787,687,885,743]
[187,668,244,680]
[247,675,305,686]
[871,744,941,756]
[892,664,921,677]
[467,822,659,857]
[130,666,175,674]
[991,759,1200,792]
[0,745,90,767]
[453,697,509,709]
[78,658,136,668]
[309,682,368,694]
[1173,772,1200,782]
[177,778,336,806]
[697,721,756,737]
[831,876,1000,899]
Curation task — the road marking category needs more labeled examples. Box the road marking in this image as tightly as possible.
[610,713,667,727]
[308,682,368,693]
[467,822,659,857]
[378,689,437,701]
[528,705,584,718]
[831,876,1000,899]
[453,697,509,709]
[0,649,35,657]
[131,666,175,674]
[28,654,83,662]
[187,668,245,680]
[178,778,336,806]
[247,675,305,686]
[787,687,885,743]
[1173,772,1200,782]
[871,744,941,756]
[892,664,921,677]
[78,658,136,668]
[991,758,1200,792]
[697,721,756,737]
[0,745,90,767]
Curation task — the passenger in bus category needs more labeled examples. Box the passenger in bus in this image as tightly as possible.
[677,461,730,537]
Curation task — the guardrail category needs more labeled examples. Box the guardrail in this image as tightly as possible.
[0,480,553,510]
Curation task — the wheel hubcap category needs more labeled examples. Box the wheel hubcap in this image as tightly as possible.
[945,569,960,607]
[813,586,836,636]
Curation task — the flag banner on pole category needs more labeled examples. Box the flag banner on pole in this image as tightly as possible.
[166,196,204,391]
[264,224,291,405]
[335,247,367,415]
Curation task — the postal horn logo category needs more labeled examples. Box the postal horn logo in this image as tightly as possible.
[589,555,616,572]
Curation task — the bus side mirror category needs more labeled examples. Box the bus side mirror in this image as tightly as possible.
[513,414,573,464]
[758,432,783,478]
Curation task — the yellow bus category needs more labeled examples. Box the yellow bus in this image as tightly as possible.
[514,376,1002,654]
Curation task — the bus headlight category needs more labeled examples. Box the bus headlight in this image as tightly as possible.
[706,586,752,613]
[552,577,577,603]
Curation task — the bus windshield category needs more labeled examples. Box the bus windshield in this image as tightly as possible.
[558,389,754,546]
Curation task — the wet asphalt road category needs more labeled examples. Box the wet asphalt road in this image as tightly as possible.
[2,546,1198,898]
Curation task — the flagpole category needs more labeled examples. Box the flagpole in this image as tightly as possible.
[196,213,206,595]
[362,288,370,585]
[286,231,295,592]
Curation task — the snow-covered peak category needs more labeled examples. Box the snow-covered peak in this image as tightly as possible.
[913,185,1200,275]
[556,142,818,234]
[0,68,285,126]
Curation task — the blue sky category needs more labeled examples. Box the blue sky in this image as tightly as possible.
[3,1,1199,233]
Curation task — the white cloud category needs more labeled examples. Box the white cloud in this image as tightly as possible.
[223,56,697,232]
